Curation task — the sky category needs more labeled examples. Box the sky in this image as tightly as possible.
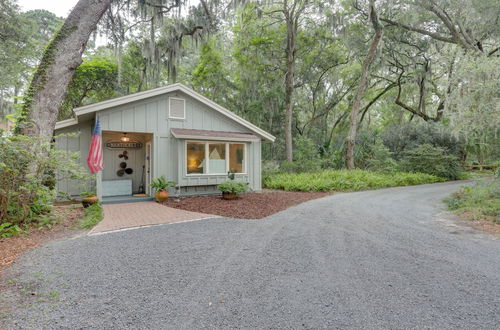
[17,0,78,17]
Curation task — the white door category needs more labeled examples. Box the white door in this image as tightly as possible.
[145,142,152,195]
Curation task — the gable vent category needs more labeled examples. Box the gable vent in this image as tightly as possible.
[169,97,186,119]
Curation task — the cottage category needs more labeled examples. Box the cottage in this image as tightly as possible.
[55,83,275,202]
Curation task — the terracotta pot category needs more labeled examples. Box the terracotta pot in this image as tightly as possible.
[82,195,99,208]
[155,190,169,202]
[222,192,238,200]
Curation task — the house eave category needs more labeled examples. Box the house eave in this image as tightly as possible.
[55,83,276,142]
[55,118,78,130]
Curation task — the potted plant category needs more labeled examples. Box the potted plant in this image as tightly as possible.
[217,181,248,200]
[150,176,176,202]
[81,192,99,208]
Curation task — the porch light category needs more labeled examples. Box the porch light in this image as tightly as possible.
[120,133,130,142]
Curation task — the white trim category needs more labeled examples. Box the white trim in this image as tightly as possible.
[171,131,259,142]
[184,140,247,177]
[55,118,78,130]
[55,83,275,141]
[168,97,186,120]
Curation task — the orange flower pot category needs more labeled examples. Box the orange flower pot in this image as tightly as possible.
[155,190,169,202]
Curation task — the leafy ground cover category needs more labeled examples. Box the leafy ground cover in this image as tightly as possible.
[445,179,500,225]
[78,203,104,229]
[0,206,84,270]
[263,169,445,192]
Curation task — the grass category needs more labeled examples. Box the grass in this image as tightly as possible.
[78,203,104,229]
[444,179,500,223]
[263,169,446,192]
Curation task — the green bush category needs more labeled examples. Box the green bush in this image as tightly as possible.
[217,181,248,194]
[0,135,88,225]
[445,179,500,223]
[364,139,398,173]
[263,169,445,192]
[150,176,176,191]
[382,123,465,160]
[0,222,25,238]
[399,144,462,180]
[78,203,104,229]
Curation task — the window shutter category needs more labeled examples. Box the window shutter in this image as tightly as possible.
[169,98,185,119]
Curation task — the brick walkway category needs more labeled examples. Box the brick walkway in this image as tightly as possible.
[89,202,215,235]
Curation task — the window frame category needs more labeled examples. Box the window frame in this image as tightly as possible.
[185,140,247,176]
[168,97,186,120]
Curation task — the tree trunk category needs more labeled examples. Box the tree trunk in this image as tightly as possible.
[16,0,112,144]
[346,0,383,169]
[284,10,297,162]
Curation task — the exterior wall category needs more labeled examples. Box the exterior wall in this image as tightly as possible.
[54,120,93,197]
[56,90,265,197]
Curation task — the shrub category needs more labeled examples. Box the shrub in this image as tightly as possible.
[445,179,500,223]
[263,169,444,192]
[78,203,104,229]
[217,181,248,194]
[0,135,88,225]
[399,144,462,180]
[280,136,324,172]
[363,139,398,173]
[382,123,465,160]
[150,176,176,192]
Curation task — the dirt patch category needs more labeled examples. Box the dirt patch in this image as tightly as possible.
[0,206,85,272]
[161,190,330,219]
[455,211,500,236]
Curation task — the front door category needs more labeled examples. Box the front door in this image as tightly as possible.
[145,142,152,195]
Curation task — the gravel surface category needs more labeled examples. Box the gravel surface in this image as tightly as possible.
[2,181,499,329]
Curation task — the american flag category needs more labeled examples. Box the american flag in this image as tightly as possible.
[87,117,104,174]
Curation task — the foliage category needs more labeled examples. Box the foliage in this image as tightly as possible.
[150,176,176,191]
[364,139,398,173]
[446,55,500,165]
[263,169,445,192]
[280,136,324,172]
[445,180,500,223]
[382,123,465,160]
[217,181,248,194]
[399,144,462,180]
[0,135,88,224]
[59,58,118,120]
[191,38,229,105]
[78,203,104,229]
[0,222,25,238]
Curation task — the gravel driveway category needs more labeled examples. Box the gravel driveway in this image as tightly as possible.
[2,181,499,329]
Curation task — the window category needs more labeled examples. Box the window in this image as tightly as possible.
[208,143,226,174]
[186,141,246,175]
[229,144,245,173]
[187,142,205,174]
[169,97,185,119]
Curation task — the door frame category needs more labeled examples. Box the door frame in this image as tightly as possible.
[145,141,152,196]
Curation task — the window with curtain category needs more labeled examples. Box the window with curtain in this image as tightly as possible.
[186,142,246,175]
[186,142,205,174]
[208,143,226,174]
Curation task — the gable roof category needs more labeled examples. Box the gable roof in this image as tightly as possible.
[55,83,275,142]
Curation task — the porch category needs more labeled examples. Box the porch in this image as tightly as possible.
[96,131,154,201]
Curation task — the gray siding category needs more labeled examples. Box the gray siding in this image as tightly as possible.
[56,90,265,197]
[55,120,93,197]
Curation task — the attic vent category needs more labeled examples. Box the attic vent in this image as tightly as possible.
[169,97,186,119]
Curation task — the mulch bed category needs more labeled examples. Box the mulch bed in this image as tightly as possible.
[0,206,84,271]
[161,190,331,219]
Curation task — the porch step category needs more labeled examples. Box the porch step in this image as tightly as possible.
[102,195,155,205]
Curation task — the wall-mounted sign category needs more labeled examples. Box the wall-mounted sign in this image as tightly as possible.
[105,140,143,149]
